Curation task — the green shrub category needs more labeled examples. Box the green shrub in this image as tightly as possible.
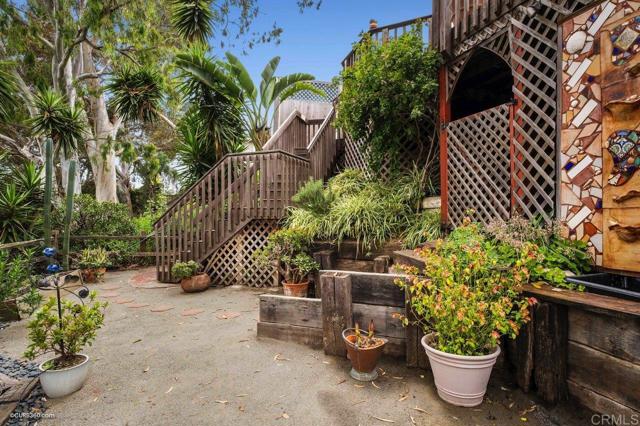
[77,248,111,269]
[256,228,319,284]
[53,195,138,267]
[0,249,41,314]
[171,260,200,280]
[24,292,106,369]
[285,169,433,253]
[402,210,442,249]
[336,25,440,174]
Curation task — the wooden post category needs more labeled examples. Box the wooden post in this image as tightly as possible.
[405,286,429,369]
[438,65,450,228]
[514,305,535,392]
[534,302,568,404]
[373,255,390,273]
[313,250,336,298]
[321,272,352,357]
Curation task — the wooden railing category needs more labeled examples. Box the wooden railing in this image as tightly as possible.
[431,0,526,53]
[154,150,310,281]
[342,16,432,69]
[307,107,339,180]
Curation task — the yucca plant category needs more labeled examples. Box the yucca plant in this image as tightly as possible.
[107,66,164,124]
[171,0,214,43]
[0,183,36,243]
[30,89,84,158]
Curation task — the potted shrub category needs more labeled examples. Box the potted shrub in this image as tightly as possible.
[24,291,107,398]
[342,321,387,381]
[78,248,110,283]
[172,260,210,293]
[397,220,536,407]
[257,228,319,297]
[0,250,42,322]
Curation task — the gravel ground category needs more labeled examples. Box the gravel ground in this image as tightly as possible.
[0,268,592,426]
[0,353,47,425]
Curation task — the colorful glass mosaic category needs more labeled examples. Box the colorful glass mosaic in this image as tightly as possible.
[606,130,640,185]
[611,16,640,65]
[559,0,640,266]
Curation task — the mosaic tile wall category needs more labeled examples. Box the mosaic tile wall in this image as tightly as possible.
[560,0,640,266]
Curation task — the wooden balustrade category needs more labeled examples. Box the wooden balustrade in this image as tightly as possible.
[154,151,311,282]
[342,16,432,69]
[431,0,526,53]
[307,107,338,180]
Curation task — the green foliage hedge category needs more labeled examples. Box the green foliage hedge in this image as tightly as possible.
[336,24,441,174]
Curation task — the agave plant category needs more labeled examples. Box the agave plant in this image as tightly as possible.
[0,183,37,243]
[225,53,325,149]
[30,89,84,158]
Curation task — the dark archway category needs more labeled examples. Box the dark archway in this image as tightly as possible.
[450,48,514,121]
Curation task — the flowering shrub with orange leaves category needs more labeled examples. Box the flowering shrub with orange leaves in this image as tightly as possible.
[396,218,538,356]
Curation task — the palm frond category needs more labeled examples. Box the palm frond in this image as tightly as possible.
[225,52,256,99]
[0,64,17,122]
[171,0,214,43]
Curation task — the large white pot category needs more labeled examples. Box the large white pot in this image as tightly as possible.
[38,354,90,398]
[421,333,500,407]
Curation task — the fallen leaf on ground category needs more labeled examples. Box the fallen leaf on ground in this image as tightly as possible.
[282,413,289,419]
[392,376,404,380]
[371,416,395,423]
[372,381,381,389]
[274,353,290,361]
[398,395,408,402]
[520,418,528,422]
[500,386,510,391]
[520,405,537,416]
[165,387,173,394]
[132,339,142,344]
[322,361,330,365]
[143,367,149,373]
[413,407,428,414]
[216,311,241,320]
[216,400,228,404]
[181,308,204,316]
[236,394,248,397]
[354,384,365,388]
[410,416,417,425]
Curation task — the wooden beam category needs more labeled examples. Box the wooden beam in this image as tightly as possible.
[534,302,568,404]
[259,295,322,329]
[321,273,352,356]
[257,322,323,350]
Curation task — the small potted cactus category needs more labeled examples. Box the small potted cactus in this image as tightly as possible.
[171,261,210,293]
[78,248,110,283]
[342,321,387,381]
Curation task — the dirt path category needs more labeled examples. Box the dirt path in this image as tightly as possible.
[0,268,591,425]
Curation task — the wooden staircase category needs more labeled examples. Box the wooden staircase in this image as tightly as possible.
[154,108,341,283]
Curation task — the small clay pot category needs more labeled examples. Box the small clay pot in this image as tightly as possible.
[81,267,106,283]
[342,329,387,381]
[283,281,309,297]
[0,299,20,322]
[181,273,211,293]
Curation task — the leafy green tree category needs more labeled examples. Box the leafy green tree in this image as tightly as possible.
[225,53,323,149]
[336,25,441,174]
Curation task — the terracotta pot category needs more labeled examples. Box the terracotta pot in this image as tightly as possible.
[81,267,106,283]
[283,281,309,297]
[0,299,20,322]
[422,333,500,407]
[181,273,210,293]
[342,329,387,381]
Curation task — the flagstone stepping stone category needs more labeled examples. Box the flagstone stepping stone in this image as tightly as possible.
[100,292,120,298]
[115,298,135,304]
[216,311,241,320]
[101,285,121,291]
[150,305,174,313]
[181,308,204,317]
[127,303,150,309]
[129,267,171,289]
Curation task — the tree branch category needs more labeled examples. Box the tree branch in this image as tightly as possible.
[0,133,41,163]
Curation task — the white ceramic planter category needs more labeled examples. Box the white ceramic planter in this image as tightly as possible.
[421,333,500,407]
[38,354,90,398]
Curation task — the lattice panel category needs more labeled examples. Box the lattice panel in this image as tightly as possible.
[342,116,437,181]
[508,0,588,223]
[447,103,511,226]
[482,30,510,63]
[453,14,512,57]
[204,220,278,287]
[447,54,469,99]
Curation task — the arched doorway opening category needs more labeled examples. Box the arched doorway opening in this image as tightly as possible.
[450,48,514,121]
